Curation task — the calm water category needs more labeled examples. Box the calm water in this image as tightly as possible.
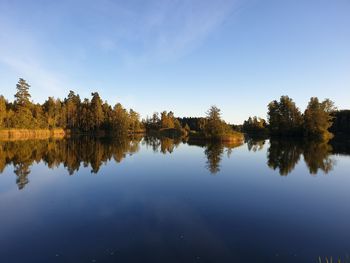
[0,136,350,263]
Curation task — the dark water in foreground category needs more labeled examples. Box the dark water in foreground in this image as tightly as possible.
[0,136,350,263]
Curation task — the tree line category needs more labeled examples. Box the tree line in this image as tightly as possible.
[0,78,142,135]
[1,79,349,141]
[1,79,238,141]
[242,95,346,141]
[143,105,242,141]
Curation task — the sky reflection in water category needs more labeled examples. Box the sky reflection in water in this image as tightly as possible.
[0,137,350,263]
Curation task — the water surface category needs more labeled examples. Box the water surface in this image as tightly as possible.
[0,137,350,263]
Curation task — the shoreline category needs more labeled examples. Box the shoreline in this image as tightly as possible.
[0,129,67,141]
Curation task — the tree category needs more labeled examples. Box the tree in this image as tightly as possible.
[267,96,303,136]
[303,97,335,140]
[90,92,104,129]
[32,103,47,128]
[43,97,56,128]
[166,111,175,128]
[112,103,130,136]
[13,78,34,128]
[147,112,160,130]
[243,116,268,134]
[183,123,190,132]
[129,109,140,133]
[14,78,31,108]
[330,110,350,135]
[0,79,142,134]
[102,102,113,130]
[204,106,230,139]
[174,118,182,130]
[206,105,221,122]
[65,90,80,129]
[79,98,91,131]
[0,96,6,128]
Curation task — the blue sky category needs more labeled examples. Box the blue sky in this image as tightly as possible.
[0,0,349,123]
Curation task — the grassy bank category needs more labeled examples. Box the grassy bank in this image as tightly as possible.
[146,128,187,138]
[189,131,244,143]
[0,129,66,140]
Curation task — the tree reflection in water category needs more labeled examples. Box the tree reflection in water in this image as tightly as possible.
[267,139,304,176]
[188,139,242,175]
[143,135,185,154]
[0,136,142,190]
[246,137,266,152]
[267,138,336,176]
[0,136,348,190]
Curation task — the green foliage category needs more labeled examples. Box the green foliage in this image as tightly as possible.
[3,78,347,142]
[177,117,207,132]
[243,116,268,135]
[267,96,337,140]
[0,96,6,128]
[203,106,234,139]
[160,111,176,129]
[144,110,183,133]
[1,78,142,134]
[65,90,81,129]
[129,109,141,133]
[90,92,104,129]
[268,96,303,136]
[14,78,31,108]
[303,97,335,140]
[112,103,130,136]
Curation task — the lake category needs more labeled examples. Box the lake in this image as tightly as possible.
[0,136,350,263]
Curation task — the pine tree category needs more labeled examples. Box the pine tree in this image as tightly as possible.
[13,78,34,128]
[14,78,31,108]
[90,92,104,130]
[65,91,80,129]
[112,103,130,136]
[204,106,227,138]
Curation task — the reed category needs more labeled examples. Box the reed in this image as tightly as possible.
[0,129,66,141]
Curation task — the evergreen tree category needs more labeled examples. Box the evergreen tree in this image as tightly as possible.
[129,109,140,133]
[112,103,130,136]
[102,102,113,130]
[32,103,47,128]
[65,91,81,129]
[204,106,229,138]
[14,78,31,108]
[79,98,91,131]
[90,92,104,130]
[13,78,34,128]
[43,97,57,128]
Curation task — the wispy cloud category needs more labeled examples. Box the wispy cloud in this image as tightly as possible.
[0,0,240,99]
[91,0,240,64]
[0,22,69,100]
